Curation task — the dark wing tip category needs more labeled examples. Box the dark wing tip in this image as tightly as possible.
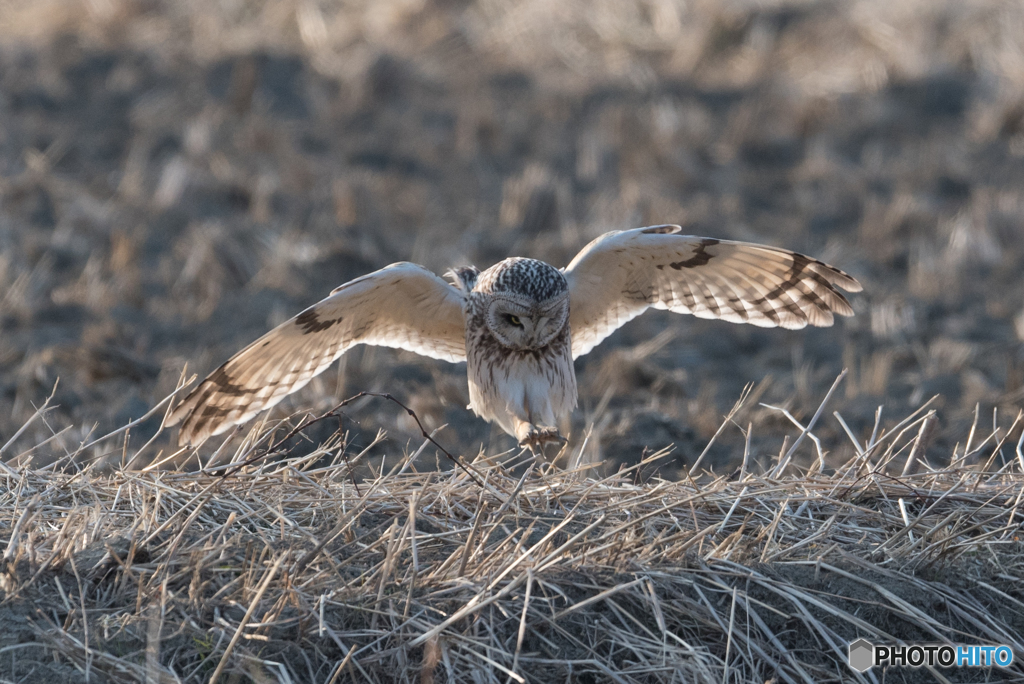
[838,273,864,293]
[165,390,195,431]
[174,406,228,447]
[166,392,204,447]
[807,257,862,294]
[166,380,230,447]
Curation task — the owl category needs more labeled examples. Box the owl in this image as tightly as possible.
[167,225,862,448]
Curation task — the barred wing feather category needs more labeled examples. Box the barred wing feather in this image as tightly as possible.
[167,262,466,445]
[564,225,862,359]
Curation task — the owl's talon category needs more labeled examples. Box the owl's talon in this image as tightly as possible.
[517,425,565,450]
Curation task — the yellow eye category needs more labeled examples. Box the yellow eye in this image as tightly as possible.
[508,315,522,327]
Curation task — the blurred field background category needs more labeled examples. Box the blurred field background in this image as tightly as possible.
[3,3,1024,683]
[2,0,1024,473]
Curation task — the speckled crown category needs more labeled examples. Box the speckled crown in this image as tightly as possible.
[474,258,568,301]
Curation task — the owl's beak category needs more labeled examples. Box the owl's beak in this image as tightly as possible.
[532,316,550,345]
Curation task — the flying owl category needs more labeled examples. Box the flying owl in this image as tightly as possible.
[167,225,861,448]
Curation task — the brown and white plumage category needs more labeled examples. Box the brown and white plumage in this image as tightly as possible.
[166,262,465,445]
[168,225,862,447]
[564,224,862,358]
[462,258,576,447]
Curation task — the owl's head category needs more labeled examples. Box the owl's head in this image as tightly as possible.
[475,258,569,350]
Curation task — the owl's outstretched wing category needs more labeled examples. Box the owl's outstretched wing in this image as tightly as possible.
[167,262,466,445]
[563,225,862,359]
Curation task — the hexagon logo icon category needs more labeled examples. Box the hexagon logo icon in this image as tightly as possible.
[849,639,874,672]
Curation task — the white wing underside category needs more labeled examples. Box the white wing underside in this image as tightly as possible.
[564,225,863,359]
[167,262,466,445]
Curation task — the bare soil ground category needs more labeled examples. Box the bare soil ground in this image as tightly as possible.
[1,0,1024,681]
[1,0,1024,474]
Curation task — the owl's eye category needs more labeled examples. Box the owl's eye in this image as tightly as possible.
[506,314,523,327]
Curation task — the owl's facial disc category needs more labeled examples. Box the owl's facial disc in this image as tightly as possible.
[486,294,568,350]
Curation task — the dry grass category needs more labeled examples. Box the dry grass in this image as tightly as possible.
[1,384,1023,683]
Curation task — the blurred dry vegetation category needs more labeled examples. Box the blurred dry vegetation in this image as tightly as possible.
[3,3,1024,683]
[1,0,1024,474]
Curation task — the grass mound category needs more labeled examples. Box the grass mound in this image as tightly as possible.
[1,390,1023,683]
